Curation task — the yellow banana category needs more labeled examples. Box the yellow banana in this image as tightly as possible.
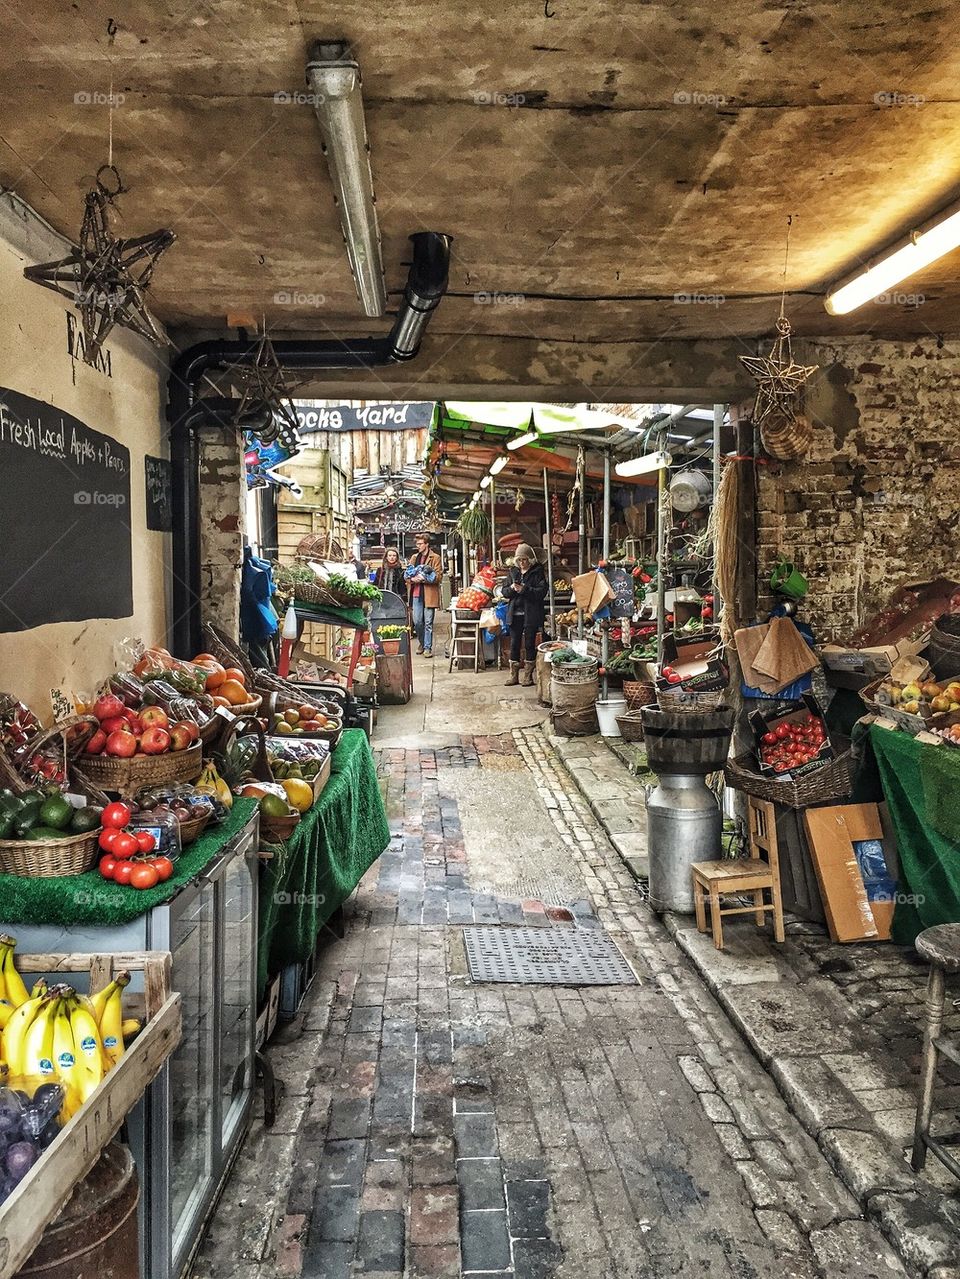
[121,1018,142,1041]
[1,939,30,1008]
[0,941,9,1005]
[90,972,128,1024]
[2,991,47,1077]
[21,994,58,1080]
[30,977,48,1000]
[0,1000,14,1030]
[67,996,104,1102]
[52,996,83,1118]
[100,989,125,1071]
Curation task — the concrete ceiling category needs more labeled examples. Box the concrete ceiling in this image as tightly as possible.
[4,1,960,392]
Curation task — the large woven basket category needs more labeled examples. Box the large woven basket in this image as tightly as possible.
[622,679,657,710]
[296,532,350,562]
[201,624,257,686]
[80,742,203,797]
[656,686,726,713]
[0,829,100,878]
[724,736,856,810]
[615,710,646,743]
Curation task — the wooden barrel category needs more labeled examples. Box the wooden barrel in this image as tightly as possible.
[16,1145,139,1279]
[640,705,734,775]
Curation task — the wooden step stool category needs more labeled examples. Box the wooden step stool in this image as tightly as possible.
[448,610,482,673]
[692,796,785,951]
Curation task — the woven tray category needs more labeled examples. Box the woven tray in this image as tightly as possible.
[615,710,645,743]
[724,736,856,810]
[0,829,99,878]
[80,742,203,797]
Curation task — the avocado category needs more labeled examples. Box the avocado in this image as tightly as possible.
[0,810,14,840]
[13,796,43,837]
[69,806,103,833]
[39,795,73,831]
[29,826,68,840]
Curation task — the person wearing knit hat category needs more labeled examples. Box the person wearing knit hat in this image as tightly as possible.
[503,543,548,687]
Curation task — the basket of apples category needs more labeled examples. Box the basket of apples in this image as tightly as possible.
[269,698,343,747]
[79,694,204,796]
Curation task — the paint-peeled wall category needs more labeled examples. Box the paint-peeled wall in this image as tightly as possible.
[755,336,960,640]
[0,195,172,718]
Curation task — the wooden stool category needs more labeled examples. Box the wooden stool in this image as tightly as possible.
[912,923,960,1177]
[448,611,482,673]
[692,796,785,951]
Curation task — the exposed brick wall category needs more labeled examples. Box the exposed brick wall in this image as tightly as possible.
[755,336,960,641]
[199,426,246,640]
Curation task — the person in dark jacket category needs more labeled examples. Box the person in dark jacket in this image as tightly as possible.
[374,546,405,597]
[503,543,548,686]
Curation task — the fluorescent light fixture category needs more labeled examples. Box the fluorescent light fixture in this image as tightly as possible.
[480,475,492,489]
[825,203,960,315]
[306,40,387,317]
[506,431,538,451]
[489,455,509,475]
[614,450,673,478]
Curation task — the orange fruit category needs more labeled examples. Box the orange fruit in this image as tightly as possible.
[196,661,226,690]
[220,679,249,706]
[211,695,231,708]
[222,667,247,686]
[192,652,218,664]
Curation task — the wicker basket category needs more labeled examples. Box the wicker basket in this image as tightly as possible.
[178,809,212,846]
[200,624,257,686]
[724,736,857,810]
[0,829,100,878]
[220,694,263,717]
[296,532,350,562]
[80,742,203,797]
[260,812,301,842]
[622,679,657,711]
[656,686,727,713]
[12,715,100,787]
[615,710,646,743]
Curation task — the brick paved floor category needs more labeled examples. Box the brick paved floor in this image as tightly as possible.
[193,723,909,1279]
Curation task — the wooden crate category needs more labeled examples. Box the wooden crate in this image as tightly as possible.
[0,950,182,1279]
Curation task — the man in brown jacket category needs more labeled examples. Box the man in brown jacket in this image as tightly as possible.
[407,533,442,657]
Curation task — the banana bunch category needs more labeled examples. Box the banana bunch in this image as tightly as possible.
[0,934,32,1020]
[196,760,233,810]
[2,971,132,1119]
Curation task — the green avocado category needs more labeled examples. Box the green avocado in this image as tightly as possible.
[69,806,103,833]
[39,795,73,831]
[0,810,14,840]
[13,797,43,837]
[29,826,68,840]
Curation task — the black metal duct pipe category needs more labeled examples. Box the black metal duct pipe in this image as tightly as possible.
[167,231,451,655]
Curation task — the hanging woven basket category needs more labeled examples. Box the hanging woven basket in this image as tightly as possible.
[760,409,813,462]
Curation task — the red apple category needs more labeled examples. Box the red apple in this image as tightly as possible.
[172,720,200,744]
[140,727,171,755]
[140,706,169,729]
[101,715,133,734]
[105,729,137,758]
[84,728,108,755]
[93,693,125,722]
[125,716,144,736]
[168,725,193,752]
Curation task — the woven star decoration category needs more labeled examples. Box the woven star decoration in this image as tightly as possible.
[231,332,303,447]
[739,316,817,426]
[24,165,175,367]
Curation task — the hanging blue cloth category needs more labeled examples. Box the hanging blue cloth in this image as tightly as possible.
[240,547,279,642]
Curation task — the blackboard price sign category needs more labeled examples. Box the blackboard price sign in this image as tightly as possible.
[0,387,133,633]
[145,455,173,531]
[606,566,635,619]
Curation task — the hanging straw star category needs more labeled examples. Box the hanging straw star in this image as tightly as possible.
[232,329,303,445]
[739,216,817,426]
[24,165,175,367]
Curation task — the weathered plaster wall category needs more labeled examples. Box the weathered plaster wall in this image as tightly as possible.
[199,427,246,642]
[756,337,960,640]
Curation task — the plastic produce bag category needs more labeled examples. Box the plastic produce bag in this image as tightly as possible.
[0,1081,65,1203]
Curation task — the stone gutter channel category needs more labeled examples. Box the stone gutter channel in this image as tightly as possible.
[550,732,960,1278]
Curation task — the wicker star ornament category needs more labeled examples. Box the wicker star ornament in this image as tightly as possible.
[24,166,175,367]
[739,316,818,427]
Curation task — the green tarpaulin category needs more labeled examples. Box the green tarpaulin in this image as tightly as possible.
[257,728,388,997]
[869,724,960,944]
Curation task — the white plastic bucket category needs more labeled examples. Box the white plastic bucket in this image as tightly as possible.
[596,696,627,737]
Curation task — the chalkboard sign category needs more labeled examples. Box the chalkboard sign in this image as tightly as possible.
[144,455,173,531]
[606,567,636,619]
[0,387,133,633]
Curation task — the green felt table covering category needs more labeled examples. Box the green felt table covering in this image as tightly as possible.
[293,602,368,629]
[256,728,388,998]
[0,797,259,927]
[869,724,960,944]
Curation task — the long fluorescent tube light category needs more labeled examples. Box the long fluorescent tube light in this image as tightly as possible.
[480,475,492,489]
[614,450,673,477]
[306,40,387,318]
[489,455,509,475]
[825,203,960,315]
[506,431,538,451]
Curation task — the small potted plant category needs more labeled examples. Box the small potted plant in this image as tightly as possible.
[376,624,407,656]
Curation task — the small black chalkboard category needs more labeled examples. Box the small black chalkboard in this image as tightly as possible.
[144,455,173,532]
[606,566,635,619]
[0,387,133,632]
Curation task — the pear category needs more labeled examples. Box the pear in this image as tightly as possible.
[921,680,943,700]
[931,695,951,713]
[901,700,921,715]
[902,683,922,703]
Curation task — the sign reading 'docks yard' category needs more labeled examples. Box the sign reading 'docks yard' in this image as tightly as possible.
[0,387,133,632]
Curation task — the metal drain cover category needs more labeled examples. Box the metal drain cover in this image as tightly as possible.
[462,926,638,986]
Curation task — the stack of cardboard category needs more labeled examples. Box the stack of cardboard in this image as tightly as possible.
[735,617,819,693]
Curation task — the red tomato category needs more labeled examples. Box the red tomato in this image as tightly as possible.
[98,828,121,852]
[135,831,157,853]
[113,831,139,860]
[667,672,682,685]
[761,731,777,745]
[152,856,174,882]
[99,855,117,879]
[130,864,159,890]
[102,802,132,830]
[113,861,135,886]
[775,724,791,741]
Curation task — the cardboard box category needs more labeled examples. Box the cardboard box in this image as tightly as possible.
[749,693,834,779]
[858,658,937,735]
[821,630,929,680]
[803,803,900,942]
[656,628,728,692]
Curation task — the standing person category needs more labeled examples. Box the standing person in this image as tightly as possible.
[374,546,405,596]
[407,533,442,658]
[503,543,548,686]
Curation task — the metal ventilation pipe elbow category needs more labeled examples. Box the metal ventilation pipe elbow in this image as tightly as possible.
[388,231,452,361]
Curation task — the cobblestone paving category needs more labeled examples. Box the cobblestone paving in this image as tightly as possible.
[193,727,909,1279]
